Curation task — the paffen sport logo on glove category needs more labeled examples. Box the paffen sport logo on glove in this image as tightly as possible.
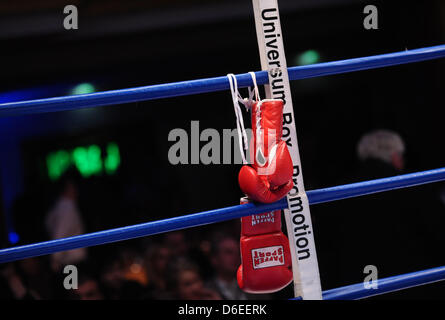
[251,212,275,226]
[251,246,285,269]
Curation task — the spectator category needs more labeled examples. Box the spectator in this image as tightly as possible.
[0,256,57,299]
[165,257,221,300]
[71,274,104,300]
[163,231,189,257]
[100,256,124,299]
[205,233,247,300]
[100,248,149,299]
[356,129,405,177]
[45,170,87,272]
[144,243,171,296]
[120,247,148,287]
[327,129,439,289]
[0,263,33,299]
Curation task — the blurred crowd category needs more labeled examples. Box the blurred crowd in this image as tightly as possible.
[0,169,279,300]
[0,145,286,300]
[1,128,445,299]
[0,224,282,300]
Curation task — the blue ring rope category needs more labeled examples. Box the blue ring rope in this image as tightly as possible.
[1,167,444,264]
[292,265,445,300]
[0,44,444,117]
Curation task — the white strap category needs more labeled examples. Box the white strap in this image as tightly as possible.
[247,71,261,105]
[227,73,261,165]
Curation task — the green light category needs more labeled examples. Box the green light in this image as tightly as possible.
[295,50,320,66]
[104,142,121,174]
[87,144,103,175]
[72,145,102,178]
[46,142,120,181]
[70,83,96,95]
[72,147,88,177]
[47,150,71,181]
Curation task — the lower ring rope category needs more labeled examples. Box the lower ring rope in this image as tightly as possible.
[1,167,444,264]
[294,265,445,300]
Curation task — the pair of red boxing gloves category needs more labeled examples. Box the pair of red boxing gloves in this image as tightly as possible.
[237,99,294,294]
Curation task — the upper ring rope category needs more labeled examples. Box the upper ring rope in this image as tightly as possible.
[1,166,444,264]
[0,44,444,117]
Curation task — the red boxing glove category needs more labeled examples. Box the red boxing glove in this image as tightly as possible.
[238,99,293,203]
[237,197,293,293]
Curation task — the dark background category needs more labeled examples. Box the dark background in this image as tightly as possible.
[0,0,444,299]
